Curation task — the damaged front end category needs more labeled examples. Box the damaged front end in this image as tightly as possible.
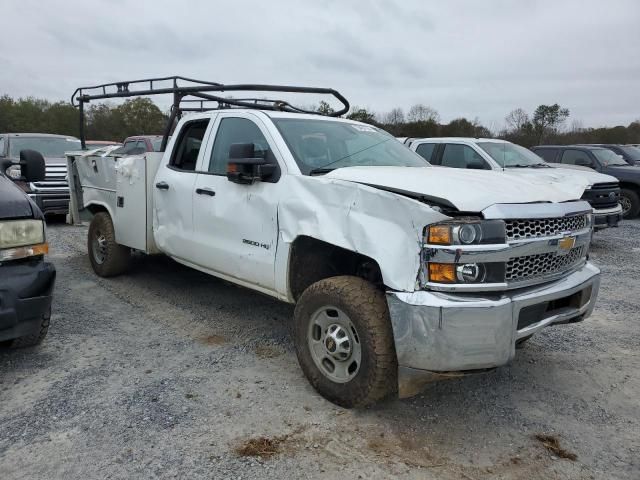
[385,201,601,398]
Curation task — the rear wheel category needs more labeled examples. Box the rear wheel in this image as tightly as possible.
[620,188,640,218]
[294,276,397,408]
[88,212,130,277]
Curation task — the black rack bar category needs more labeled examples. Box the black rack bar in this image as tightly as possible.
[71,76,349,149]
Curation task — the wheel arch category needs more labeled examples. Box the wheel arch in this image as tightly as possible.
[286,235,386,302]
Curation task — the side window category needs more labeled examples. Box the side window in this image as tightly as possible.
[170,120,210,171]
[208,117,273,175]
[534,148,558,162]
[415,143,436,162]
[561,149,592,166]
[0,136,5,156]
[441,144,487,169]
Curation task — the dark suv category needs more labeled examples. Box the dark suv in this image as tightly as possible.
[533,145,640,218]
[579,144,640,166]
[0,150,56,347]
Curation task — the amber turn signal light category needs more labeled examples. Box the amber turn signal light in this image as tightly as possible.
[427,225,452,245]
[428,263,456,283]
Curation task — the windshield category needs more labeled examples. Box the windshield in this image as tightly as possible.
[618,146,640,162]
[9,136,81,158]
[592,148,629,166]
[477,141,546,167]
[273,119,429,174]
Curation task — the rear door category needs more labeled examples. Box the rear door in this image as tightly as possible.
[191,112,282,291]
[153,117,213,262]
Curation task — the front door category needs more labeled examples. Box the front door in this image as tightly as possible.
[191,113,282,291]
[153,117,213,262]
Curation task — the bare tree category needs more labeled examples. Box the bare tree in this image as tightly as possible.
[505,108,529,132]
[407,104,440,123]
[382,107,405,125]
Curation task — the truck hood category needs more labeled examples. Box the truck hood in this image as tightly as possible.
[324,166,588,212]
[502,165,618,187]
[0,175,35,219]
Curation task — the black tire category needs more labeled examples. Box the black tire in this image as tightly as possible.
[293,276,397,408]
[11,309,50,348]
[620,188,640,219]
[88,212,130,277]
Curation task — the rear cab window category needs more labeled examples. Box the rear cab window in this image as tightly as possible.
[170,120,210,171]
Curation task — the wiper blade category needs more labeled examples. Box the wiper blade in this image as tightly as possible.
[530,163,551,168]
[309,167,336,175]
[504,164,534,168]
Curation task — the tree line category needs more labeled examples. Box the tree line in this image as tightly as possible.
[0,95,167,141]
[1,94,639,147]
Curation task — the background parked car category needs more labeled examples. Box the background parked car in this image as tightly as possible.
[578,144,640,166]
[406,137,623,230]
[0,149,56,347]
[532,145,640,218]
[0,133,81,215]
[111,135,165,156]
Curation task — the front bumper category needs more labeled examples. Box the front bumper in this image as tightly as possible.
[387,262,600,398]
[0,259,56,342]
[593,205,623,229]
[28,192,70,216]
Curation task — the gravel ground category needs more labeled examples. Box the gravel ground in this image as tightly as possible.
[1,219,638,479]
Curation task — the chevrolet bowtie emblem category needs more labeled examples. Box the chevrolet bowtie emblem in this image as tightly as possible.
[559,236,576,251]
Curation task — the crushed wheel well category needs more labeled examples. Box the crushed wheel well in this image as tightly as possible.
[288,236,384,301]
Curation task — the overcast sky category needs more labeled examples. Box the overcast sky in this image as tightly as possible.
[1,0,639,129]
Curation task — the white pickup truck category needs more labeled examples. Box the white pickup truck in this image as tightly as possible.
[405,137,624,230]
[67,79,601,407]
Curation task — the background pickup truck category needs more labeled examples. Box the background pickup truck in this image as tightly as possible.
[67,78,601,407]
[0,133,82,216]
[406,137,624,231]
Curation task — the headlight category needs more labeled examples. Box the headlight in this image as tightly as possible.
[425,220,506,246]
[427,262,504,284]
[0,220,47,261]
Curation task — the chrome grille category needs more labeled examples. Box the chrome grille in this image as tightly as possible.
[45,163,67,181]
[505,215,588,241]
[506,246,586,282]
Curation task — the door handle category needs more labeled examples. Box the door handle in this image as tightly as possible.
[195,187,216,197]
[155,181,169,190]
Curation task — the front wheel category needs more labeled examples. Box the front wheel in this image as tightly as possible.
[88,212,130,277]
[620,188,640,218]
[293,276,397,408]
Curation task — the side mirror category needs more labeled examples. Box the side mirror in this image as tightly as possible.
[575,158,593,168]
[1,150,45,182]
[226,143,276,184]
[467,159,486,170]
[20,149,46,182]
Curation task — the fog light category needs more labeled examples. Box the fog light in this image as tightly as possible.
[428,263,456,283]
[456,263,485,282]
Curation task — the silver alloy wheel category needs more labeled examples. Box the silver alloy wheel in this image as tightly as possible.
[307,306,361,383]
[92,230,107,265]
[620,194,632,215]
